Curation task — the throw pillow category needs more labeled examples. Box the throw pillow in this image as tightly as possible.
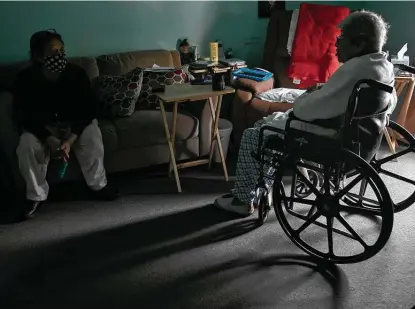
[92,67,144,118]
[136,68,188,110]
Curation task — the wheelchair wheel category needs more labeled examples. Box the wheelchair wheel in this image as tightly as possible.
[294,169,319,198]
[256,188,270,226]
[370,121,415,212]
[273,147,394,264]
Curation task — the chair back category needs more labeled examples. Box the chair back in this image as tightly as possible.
[342,79,394,161]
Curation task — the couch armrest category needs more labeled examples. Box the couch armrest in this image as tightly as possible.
[233,77,274,94]
[230,77,274,145]
[229,77,273,149]
[0,91,19,149]
[0,91,25,189]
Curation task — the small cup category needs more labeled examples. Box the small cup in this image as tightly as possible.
[212,73,225,91]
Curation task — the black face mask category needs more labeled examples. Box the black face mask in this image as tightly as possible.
[44,53,67,73]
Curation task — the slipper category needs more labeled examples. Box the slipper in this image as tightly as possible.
[214,194,254,216]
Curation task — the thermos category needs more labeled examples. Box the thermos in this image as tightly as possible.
[210,42,219,64]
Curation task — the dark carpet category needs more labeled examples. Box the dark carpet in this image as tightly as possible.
[1,150,415,309]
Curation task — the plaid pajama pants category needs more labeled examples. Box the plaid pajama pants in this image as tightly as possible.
[231,119,284,205]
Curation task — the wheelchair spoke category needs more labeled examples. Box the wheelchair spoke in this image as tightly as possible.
[376,147,412,165]
[295,211,321,235]
[327,217,334,256]
[307,205,317,217]
[286,197,317,206]
[344,192,380,207]
[336,214,368,249]
[284,205,357,240]
[291,173,297,208]
[345,169,359,178]
[335,174,364,199]
[340,204,382,216]
[358,178,368,199]
[379,168,415,186]
[323,165,330,195]
[296,170,321,197]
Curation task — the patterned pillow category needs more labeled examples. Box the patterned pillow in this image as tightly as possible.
[92,67,143,118]
[136,68,188,110]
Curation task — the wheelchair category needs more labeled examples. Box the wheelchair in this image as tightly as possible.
[252,77,415,264]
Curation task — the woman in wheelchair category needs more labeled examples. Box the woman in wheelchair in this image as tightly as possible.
[215,10,397,216]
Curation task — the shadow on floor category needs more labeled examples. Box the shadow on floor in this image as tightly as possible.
[0,204,253,305]
[136,254,350,309]
[0,203,349,308]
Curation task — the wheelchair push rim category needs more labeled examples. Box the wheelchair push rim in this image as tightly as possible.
[342,121,415,213]
[273,147,394,264]
[370,121,415,212]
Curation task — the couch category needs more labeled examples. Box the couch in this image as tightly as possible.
[0,49,218,184]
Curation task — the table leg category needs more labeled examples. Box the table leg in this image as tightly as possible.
[159,99,182,193]
[208,96,229,181]
[208,98,218,167]
[395,83,406,97]
[384,127,398,162]
[168,101,179,176]
[396,79,415,131]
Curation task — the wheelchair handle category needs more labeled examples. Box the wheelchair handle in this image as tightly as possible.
[355,79,394,94]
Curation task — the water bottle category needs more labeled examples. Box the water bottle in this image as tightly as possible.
[59,160,68,179]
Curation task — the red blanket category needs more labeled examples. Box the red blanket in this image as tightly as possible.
[287,3,350,89]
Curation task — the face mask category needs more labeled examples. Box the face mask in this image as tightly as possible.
[44,53,67,73]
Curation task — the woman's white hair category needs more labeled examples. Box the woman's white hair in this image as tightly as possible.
[340,10,390,50]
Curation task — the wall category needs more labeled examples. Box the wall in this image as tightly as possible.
[365,1,414,62]
[0,1,366,66]
[0,1,269,66]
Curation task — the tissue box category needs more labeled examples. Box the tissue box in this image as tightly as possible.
[391,55,410,74]
[391,55,410,66]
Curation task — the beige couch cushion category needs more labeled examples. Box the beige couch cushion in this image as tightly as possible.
[113,110,198,150]
[96,50,181,76]
[69,57,99,80]
[0,50,179,88]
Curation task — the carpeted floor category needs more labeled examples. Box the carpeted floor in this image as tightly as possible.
[1,147,415,309]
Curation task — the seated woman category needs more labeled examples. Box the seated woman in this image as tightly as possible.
[215,10,397,216]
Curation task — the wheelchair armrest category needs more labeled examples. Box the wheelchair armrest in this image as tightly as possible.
[356,79,394,94]
[285,110,342,133]
[395,64,415,75]
[259,125,285,136]
[285,110,322,132]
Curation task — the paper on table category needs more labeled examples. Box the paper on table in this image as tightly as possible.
[397,43,408,60]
